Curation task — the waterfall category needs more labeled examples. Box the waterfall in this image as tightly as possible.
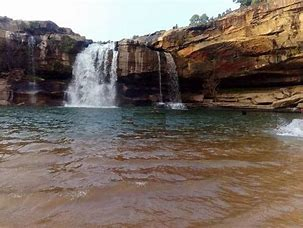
[164,53,186,110]
[28,36,36,76]
[27,35,38,104]
[65,42,118,108]
[157,51,164,104]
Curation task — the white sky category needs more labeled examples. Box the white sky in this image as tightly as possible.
[1,0,239,41]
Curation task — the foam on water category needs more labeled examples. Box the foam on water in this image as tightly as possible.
[166,102,188,110]
[276,119,303,137]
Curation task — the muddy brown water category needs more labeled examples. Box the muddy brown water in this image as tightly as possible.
[0,107,303,227]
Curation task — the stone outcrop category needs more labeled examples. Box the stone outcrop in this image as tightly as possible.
[196,85,303,111]
[0,16,91,105]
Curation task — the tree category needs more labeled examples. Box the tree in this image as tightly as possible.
[233,0,263,7]
[200,13,209,24]
[189,13,209,26]
[233,0,252,6]
[189,14,201,26]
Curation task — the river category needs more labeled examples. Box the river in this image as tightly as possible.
[0,107,302,227]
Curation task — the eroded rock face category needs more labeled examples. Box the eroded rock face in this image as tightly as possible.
[0,17,91,105]
[117,0,303,109]
[117,40,175,105]
[152,0,303,87]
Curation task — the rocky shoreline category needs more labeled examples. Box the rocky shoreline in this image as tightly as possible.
[1,0,303,111]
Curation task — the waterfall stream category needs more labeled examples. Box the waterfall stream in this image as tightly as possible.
[165,53,182,103]
[65,43,118,108]
[157,52,186,110]
[28,36,36,77]
[27,35,38,104]
[157,51,164,104]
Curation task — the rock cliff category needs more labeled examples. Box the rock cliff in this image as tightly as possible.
[0,16,91,105]
[116,0,303,110]
[2,0,303,110]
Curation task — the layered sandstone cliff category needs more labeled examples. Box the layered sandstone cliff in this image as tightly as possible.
[0,16,91,105]
[117,0,303,110]
[1,0,303,110]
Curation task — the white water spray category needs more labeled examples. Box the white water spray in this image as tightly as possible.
[276,119,303,138]
[65,43,118,108]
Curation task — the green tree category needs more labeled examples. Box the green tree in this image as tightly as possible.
[200,13,209,24]
[233,0,263,7]
[189,13,209,26]
[189,14,201,26]
[233,0,252,6]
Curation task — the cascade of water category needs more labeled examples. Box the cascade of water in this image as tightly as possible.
[28,36,36,77]
[164,52,186,109]
[27,35,38,104]
[276,119,303,137]
[65,42,118,108]
[157,51,163,104]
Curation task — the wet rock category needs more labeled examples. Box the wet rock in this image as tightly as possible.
[0,79,11,105]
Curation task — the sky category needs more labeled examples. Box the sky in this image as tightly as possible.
[1,0,239,41]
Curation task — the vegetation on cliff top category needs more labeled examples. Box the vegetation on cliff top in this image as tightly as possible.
[189,0,266,26]
[189,8,232,27]
[233,0,264,7]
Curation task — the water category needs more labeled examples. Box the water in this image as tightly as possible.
[157,51,163,103]
[276,119,303,137]
[156,52,186,110]
[27,35,36,77]
[27,36,39,104]
[65,43,118,108]
[164,53,186,110]
[1,107,303,227]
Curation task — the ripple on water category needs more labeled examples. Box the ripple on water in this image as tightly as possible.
[0,107,303,226]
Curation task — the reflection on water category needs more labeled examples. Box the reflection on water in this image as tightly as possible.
[0,107,303,227]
